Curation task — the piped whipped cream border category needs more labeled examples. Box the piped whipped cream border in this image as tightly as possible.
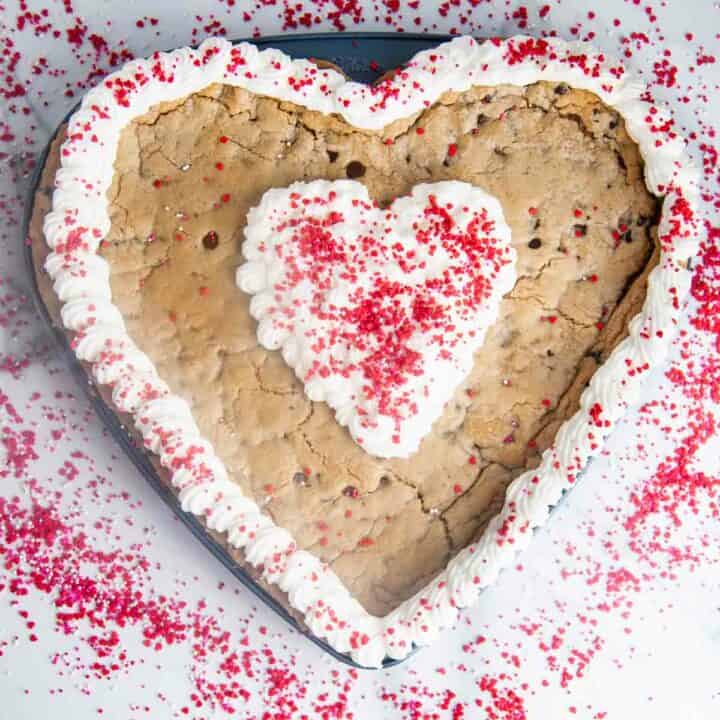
[43,35,700,667]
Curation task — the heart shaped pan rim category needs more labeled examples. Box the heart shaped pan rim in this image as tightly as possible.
[42,34,700,667]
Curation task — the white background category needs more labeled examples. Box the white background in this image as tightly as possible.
[1,1,720,718]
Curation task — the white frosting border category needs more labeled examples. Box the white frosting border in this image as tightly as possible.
[43,35,700,667]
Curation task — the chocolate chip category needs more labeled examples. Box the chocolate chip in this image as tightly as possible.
[546,349,554,357]
[476,113,488,126]
[609,117,619,130]
[345,160,366,179]
[528,238,542,249]
[327,149,339,163]
[554,83,569,95]
[342,485,359,498]
[379,475,392,487]
[202,230,219,250]
[623,231,634,243]
[482,94,493,103]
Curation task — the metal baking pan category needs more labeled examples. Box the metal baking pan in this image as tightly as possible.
[23,32,478,669]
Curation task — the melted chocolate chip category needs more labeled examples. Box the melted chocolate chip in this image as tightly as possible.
[202,230,219,250]
[345,160,366,179]
[327,149,339,163]
[554,82,569,95]
[528,238,542,249]
[476,113,488,126]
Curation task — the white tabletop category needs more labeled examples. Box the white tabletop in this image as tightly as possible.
[2,1,719,718]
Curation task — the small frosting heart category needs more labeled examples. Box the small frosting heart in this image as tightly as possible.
[237,180,516,458]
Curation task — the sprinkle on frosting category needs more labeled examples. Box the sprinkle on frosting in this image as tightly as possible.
[237,180,515,458]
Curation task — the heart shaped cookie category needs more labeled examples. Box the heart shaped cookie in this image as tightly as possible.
[238,180,516,457]
[38,35,699,666]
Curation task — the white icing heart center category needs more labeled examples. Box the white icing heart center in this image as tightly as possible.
[237,180,516,458]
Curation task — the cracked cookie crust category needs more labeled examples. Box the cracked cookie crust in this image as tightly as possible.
[92,79,658,617]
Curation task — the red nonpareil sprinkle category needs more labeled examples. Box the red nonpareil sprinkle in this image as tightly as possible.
[215,162,224,171]
[198,286,209,296]
[528,206,538,216]
[218,135,229,143]
[358,536,374,547]
[416,126,425,135]
[220,193,231,203]
[448,143,458,157]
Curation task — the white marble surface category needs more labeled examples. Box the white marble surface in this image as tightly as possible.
[1,1,719,718]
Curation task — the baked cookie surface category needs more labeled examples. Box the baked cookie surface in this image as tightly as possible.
[97,79,658,615]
